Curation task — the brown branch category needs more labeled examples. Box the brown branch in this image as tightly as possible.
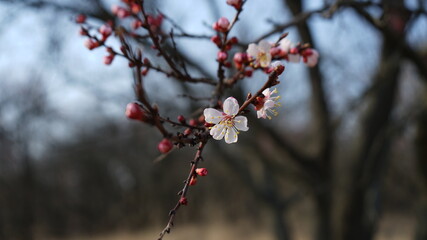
[158,141,207,240]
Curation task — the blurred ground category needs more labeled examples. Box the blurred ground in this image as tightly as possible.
[42,214,415,240]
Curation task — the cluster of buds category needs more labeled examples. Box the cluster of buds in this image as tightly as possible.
[212,17,230,32]
[112,5,131,19]
[245,37,319,70]
[189,168,209,186]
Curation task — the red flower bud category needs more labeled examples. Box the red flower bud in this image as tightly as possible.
[179,197,188,205]
[189,176,197,186]
[158,138,173,154]
[211,35,222,47]
[99,24,113,38]
[217,51,228,62]
[84,39,99,50]
[125,102,144,120]
[196,168,208,176]
[141,68,149,76]
[226,0,243,10]
[177,115,186,123]
[189,119,198,127]
[103,54,115,65]
[244,69,253,77]
[228,36,238,45]
[76,14,86,24]
[212,17,230,32]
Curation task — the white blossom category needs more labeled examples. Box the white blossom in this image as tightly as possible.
[247,40,272,68]
[204,97,249,144]
[256,88,281,119]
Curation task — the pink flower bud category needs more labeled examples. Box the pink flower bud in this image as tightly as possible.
[189,176,197,186]
[75,14,86,24]
[99,24,113,38]
[245,69,253,77]
[196,168,208,176]
[233,52,247,64]
[179,197,188,205]
[158,139,173,154]
[226,0,242,10]
[189,119,198,127]
[84,39,99,50]
[217,51,228,62]
[103,54,115,65]
[125,102,144,120]
[213,17,230,32]
[141,68,149,76]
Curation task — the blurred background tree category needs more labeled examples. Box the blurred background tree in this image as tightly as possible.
[0,0,426,240]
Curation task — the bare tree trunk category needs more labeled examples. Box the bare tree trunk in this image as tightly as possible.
[415,109,427,240]
[341,36,401,240]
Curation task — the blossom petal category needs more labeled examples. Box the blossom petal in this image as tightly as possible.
[204,108,224,124]
[306,49,319,67]
[259,40,271,52]
[264,99,275,109]
[225,127,238,144]
[279,38,292,53]
[223,97,239,116]
[234,116,249,131]
[288,54,300,63]
[247,43,259,57]
[257,110,266,119]
[262,88,271,98]
[210,124,226,140]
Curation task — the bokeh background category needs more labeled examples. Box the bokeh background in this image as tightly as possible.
[0,0,427,240]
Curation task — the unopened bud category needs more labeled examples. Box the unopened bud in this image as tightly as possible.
[125,102,144,120]
[213,17,230,32]
[104,54,115,65]
[196,168,208,176]
[158,138,173,154]
[226,0,243,10]
[211,35,222,47]
[179,197,188,205]
[76,14,86,24]
[177,115,186,123]
[217,51,228,62]
[189,176,197,186]
[189,119,198,127]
